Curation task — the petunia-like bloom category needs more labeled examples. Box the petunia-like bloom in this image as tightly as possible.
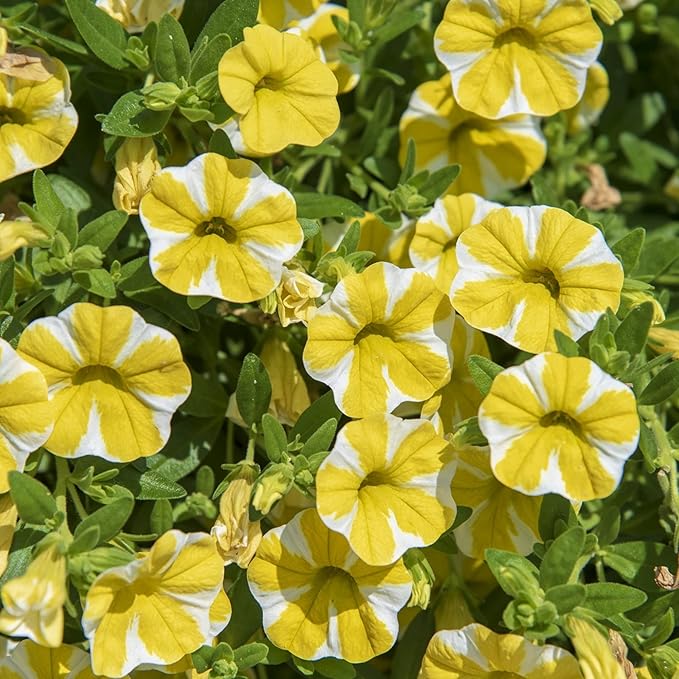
[419,623,583,678]
[112,137,160,215]
[316,414,457,566]
[0,338,53,493]
[478,353,640,502]
[451,205,624,354]
[259,0,326,28]
[0,640,101,679]
[95,0,184,33]
[451,445,542,558]
[139,153,303,303]
[0,542,67,647]
[218,24,340,155]
[17,302,191,462]
[410,193,501,298]
[0,493,17,577]
[422,317,490,432]
[434,0,602,119]
[82,530,231,678]
[303,262,453,418]
[566,62,610,134]
[399,74,546,197]
[0,49,78,183]
[247,508,412,662]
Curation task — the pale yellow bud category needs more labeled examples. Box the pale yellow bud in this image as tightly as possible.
[567,617,626,679]
[648,327,679,360]
[95,0,185,33]
[112,138,160,215]
[275,267,324,327]
[0,541,67,647]
[0,215,49,261]
[622,290,666,325]
[590,0,624,24]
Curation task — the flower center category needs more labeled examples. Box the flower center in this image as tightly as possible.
[359,470,390,489]
[195,217,237,243]
[442,238,457,253]
[72,365,126,389]
[494,27,537,49]
[522,267,560,299]
[354,323,395,344]
[539,410,584,437]
[0,106,26,126]
[255,75,285,92]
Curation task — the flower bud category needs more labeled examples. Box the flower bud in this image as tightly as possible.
[621,289,665,325]
[589,0,623,24]
[403,549,435,610]
[72,244,105,270]
[142,81,182,110]
[0,215,49,261]
[276,266,324,327]
[112,137,161,215]
[567,616,628,679]
[648,327,679,360]
[251,463,294,516]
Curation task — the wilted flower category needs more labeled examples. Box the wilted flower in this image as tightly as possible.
[276,267,324,327]
[112,137,160,215]
[95,0,184,33]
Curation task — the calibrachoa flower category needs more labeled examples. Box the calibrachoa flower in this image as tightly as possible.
[422,317,490,432]
[566,63,610,134]
[316,414,457,565]
[95,0,184,33]
[0,337,53,493]
[478,353,640,502]
[410,194,501,298]
[0,542,67,647]
[218,25,340,155]
[399,74,546,197]
[0,49,77,183]
[139,153,303,303]
[419,623,583,678]
[451,445,542,558]
[247,508,412,662]
[434,0,602,119]
[259,0,326,28]
[82,530,231,678]
[17,302,191,462]
[451,206,624,353]
[0,640,100,679]
[303,262,453,418]
[276,266,324,327]
[0,493,16,577]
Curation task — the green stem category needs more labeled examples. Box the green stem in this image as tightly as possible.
[245,434,256,463]
[595,556,607,583]
[226,419,235,465]
[54,456,72,537]
[67,483,88,522]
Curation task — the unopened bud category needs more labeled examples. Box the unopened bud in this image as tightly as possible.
[251,463,294,516]
[72,244,104,270]
[589,0,623,24]
[403,549,434,610]
[142,81,181,111]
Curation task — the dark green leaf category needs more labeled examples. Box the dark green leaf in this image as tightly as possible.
[123,287,200,329]
[372,9,424,44]
[0,527,47,587]
[485,549,540,598]
[180,370,228,418]
[295,193,365,219]
[48,176,92,216]
[101,91,173,138]
[616,302,654,355]
[191,33,232,83]
[33,169,64,228]
[466,355,503,397]
[539,494,577,541]
[300,418,337,457]
[150,498,174,535]
[638,361,679,405]
[8,472,58,525]
[222,574,262,647]
[155,14,191,83]
[540,527,586,589]
[418,165,461,202]
[262,414,288,463]
[554,330,580,357]
[337,220,360,254]
[233,642,269,670]
[68,524,100,554]
[73,496,134,545]
[544,583,586,614]
[315,657,357,679]
[612,228,645,274]
[603,542,676,591]
[389,609,434,679]
[73,269,117,299]
[78,211,128,251]
[236,353,272,428]
[194,0,259,47]
[208,128,238,158]
[298,218,321,240]
[0,259,15,309]
[115,468,187,500]
[289,391,342,443]
[583,583,647,616]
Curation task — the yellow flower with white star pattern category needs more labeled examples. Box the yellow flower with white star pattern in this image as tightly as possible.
[410,193,501,298]
[0,49,77,183]
[434,0,602,119]
[479,353,640,502]
[451,206,624,354]
[316,414,457,566]
[303,262,453,418]
[0,640,103,679]
[399,74,546,197]
[0,338,53,493]
[139,153,303,303]
[451,445,542,559]
[419,623,583,678]
[82,530,231,678]
[247,508,412,662]
[18,303,191,462]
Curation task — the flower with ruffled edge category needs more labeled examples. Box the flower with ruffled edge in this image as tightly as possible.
[0,49,77,183]
[316,414,457,566]
[0,639,101,679]
[434,0,602,119]
[399,74,546,197]
[95,0,184,33]
[139,153,303,303]
[218,25,340,155]
[247,508,412,662]
[0,338,52,493]
[419,623,583,678]
[410,193,501,298]
[303,262,453,418]
[259,0,326,28]
[478,352,640,502]
[566,62,610,134]
[82,530,231,678]
[451,445,542,558]
[17,302,191,462]
[451,205,624,353]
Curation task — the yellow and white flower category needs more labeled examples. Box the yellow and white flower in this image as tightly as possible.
[0,493,17,577]
[0,50,77,183]
[17,302,191,462]
[95,0,184,33]
[410,194,501,298]
[0,214,49,261]
[303,262,453,418]
[478,353,640,502]
[0,338,53,493]
[139,153,303,303]
[566,63,610,134]
[259,0,326,28]
[83,530,231,678]
[316,414,457,566]
[0,542,67,647]
[434,0,603,119]
[218,25,340,155]
[451,445,542,558]
[451,205,624,354]
[422,317,490,432]
[419,623,583,678]
[247,508,412,662]
[112,137,160,215]
[276,266,324,327]
[0,640,100,679]
[567,617,626,679]
[399,74,546,197]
